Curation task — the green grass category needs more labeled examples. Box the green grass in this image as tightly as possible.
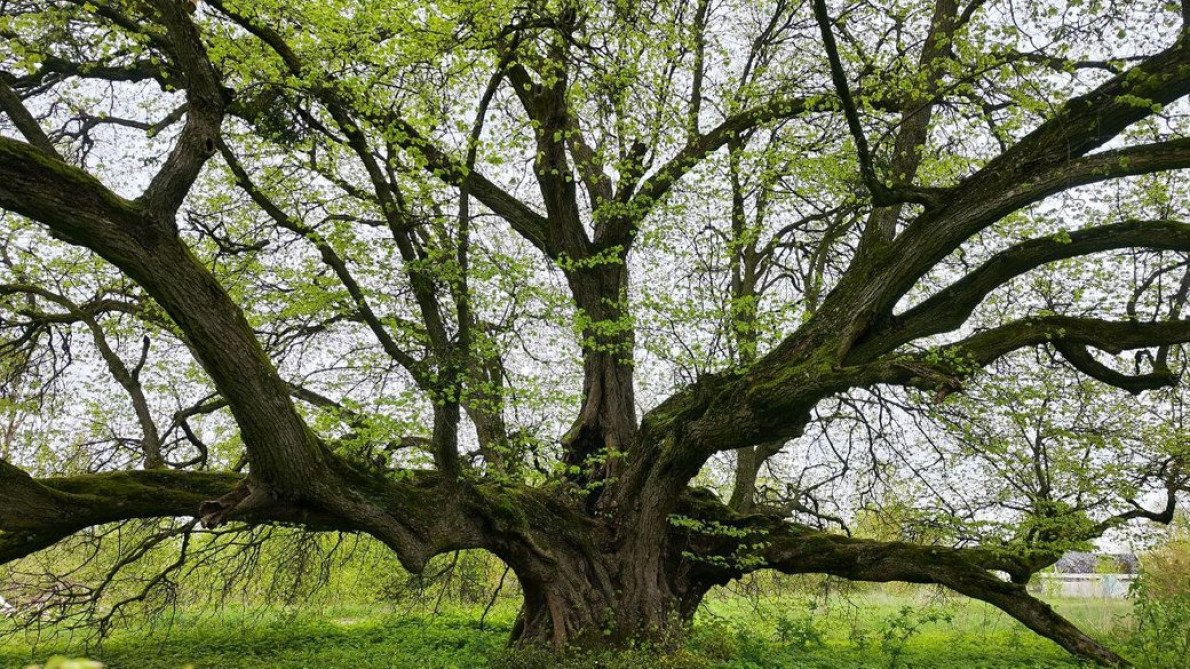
[1,609,512,669]
[0,591,1161,669]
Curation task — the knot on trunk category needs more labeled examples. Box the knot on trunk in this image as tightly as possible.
[199,481,271,528]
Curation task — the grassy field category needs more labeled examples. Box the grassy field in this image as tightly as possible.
[0,589,1169,669]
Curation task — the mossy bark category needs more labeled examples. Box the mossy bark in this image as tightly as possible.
[2,448,1130,666]
[488,486,1127,667]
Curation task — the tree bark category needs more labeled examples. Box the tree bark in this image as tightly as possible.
[498,487,1127,667]
[561,263,638,486]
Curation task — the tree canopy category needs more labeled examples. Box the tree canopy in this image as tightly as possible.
[1,0,1188,665]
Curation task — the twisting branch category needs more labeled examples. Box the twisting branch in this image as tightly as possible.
[0,283,165,467]
[1053,342,1176,395]
[851,219,1190,361]
[1094,462,1185,536]
[871,316,1190,397]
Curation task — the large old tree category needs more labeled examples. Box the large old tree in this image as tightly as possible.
[1,0,1189,664]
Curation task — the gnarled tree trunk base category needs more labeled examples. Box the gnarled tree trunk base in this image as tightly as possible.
[495,492,1128,667]
[508,564,1126,667]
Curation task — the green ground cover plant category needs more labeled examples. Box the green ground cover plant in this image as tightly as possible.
[1,590,1156,669]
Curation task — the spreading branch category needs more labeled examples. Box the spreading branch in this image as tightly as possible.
[873,316,1190,396]
[852,219,1190,360]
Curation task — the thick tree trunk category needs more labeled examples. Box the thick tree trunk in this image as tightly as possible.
[505,540,700,649]
[503,530,1127,668]
[496,489,1128,667]
[561,263,637,486]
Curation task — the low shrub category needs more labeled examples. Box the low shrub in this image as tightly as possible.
[1127,578,1190,669]
[774,611,825,651]
[1138,537,1190,600]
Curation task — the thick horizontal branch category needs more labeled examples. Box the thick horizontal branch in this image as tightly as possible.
[852,219,1190,361]
[946,316,1190,364]
[871,316,1190,395]
[0,462,243,564]
[675,492,1126,666]
[866,137,1190,341]
[0,458,502,572]
[762,530,1123,665]
[659,315,1186,466]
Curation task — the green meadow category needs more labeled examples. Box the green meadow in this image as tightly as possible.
[5,587,1181,669]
